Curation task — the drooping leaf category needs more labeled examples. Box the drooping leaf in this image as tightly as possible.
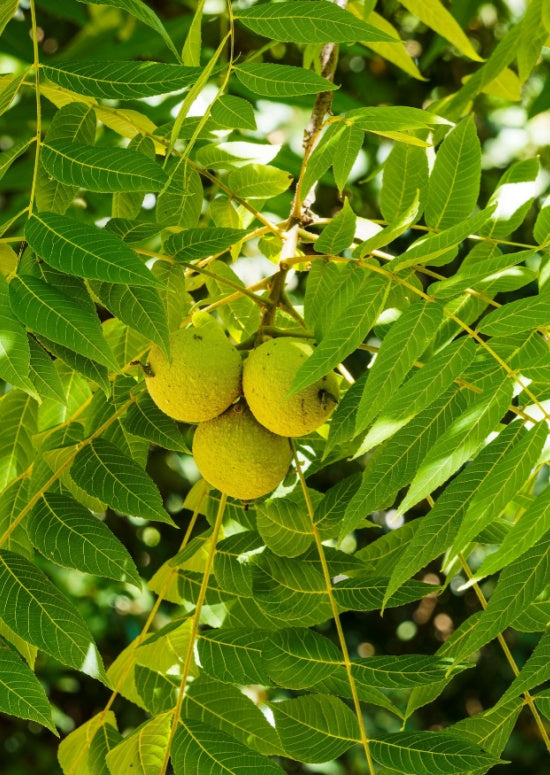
[123,394,190,453]
[27,336,67,403]
[71,438,174,524]
[0,0,18,36]
[156,159,203,228]
[42,61,201,99]
[332,124,364,192]
[498,629,550,705]
[383,419,528,604]
[0,274,36,396]
[0,390,38,491]
[77,0,179,59]
[0,640,56,732]
[58,712,118,775]
[452,532,550,663]
[0,550,106,680]
[398,0,483,61]
[380,143,429,224]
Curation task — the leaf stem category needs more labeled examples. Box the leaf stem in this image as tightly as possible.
[159,491,227,775]
[28,0,42,216]
[292,443,376,774]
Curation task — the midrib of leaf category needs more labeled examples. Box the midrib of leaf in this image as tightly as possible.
[292,445,375,772]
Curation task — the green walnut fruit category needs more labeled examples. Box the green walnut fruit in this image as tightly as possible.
[145,320,242,423]
[192,402,292,500]
[242,337,339,437]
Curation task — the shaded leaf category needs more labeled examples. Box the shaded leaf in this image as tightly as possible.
[27,492,140,587]
[71,438,174,524]
[314,198,356,255]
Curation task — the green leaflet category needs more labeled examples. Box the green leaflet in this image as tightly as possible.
[383,419,527,605]
[236,1,396,44]
[314,198,356,255]
[380,142,429,224]
[332,124,364,192]
[262,627,342,689]
[27,336,67,403]
[451,532,550,663]
[42,62,202,99]
[234,62,337,98]
[123,395,190,453]
[36,102,96,216]
[94,281,170,358]
[447,421,547,561]
[105,714,170,775]
[425,116,481,229]
[354,300,444,435]
[213,531,261,597]
[471,484,550,582]
[290,268,388,394]
[70,438,175,524]
[183,676,284,756]
[399,0,482,60]
[0,550,106,680]
[172,720,285,775]
[197,628,271,686]
[211,95,257,131]
[398,378,513,515]
[355,337,475,456]
[166,227,249,260]
[370,730,502,773]
[58,712,119,775]
[479,293,550,336]
[270,694,360,762]
[0,390,38,492]
[346,105,449,132]
[0,274,36,397]
[25,213,162,288]
[27,492,140,587]
[0,640,55,732]
[497,629,550,705]
[0,0,18,36]
[392,205,495,271]
[40,141,167,193]
[256,496,314,558]
[227,164,293,199]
